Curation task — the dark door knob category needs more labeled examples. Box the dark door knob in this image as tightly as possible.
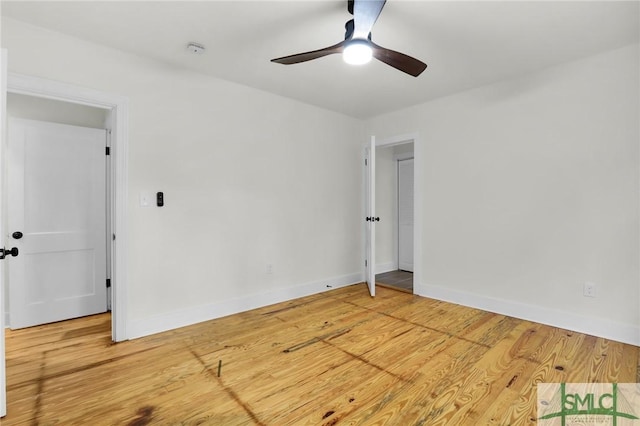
[12,231,23,239]
[0,247,19,260]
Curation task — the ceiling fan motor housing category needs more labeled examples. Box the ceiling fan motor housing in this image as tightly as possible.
[344,20,371,41]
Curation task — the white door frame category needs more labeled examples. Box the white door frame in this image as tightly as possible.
[6,73,129,342]
[367,133,422,293]
[1,48,7,419]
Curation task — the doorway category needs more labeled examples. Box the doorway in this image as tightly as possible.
[1,70,129,420]
[4,73,129,342]
[364,133,420,296]
[373,142,414,293]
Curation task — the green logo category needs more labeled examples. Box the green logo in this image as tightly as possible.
[538,383,640,425]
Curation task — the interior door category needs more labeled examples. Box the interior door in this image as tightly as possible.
[8,118,107,329]
[398,158,414,272]
[365,136,376,296]
[1,48,7,419]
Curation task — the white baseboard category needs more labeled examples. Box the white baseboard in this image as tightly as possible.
[127,272,363,340]
[416,282,640,346]
[375,262,397,274]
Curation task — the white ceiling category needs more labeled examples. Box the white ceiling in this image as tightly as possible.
[2,1,639,119]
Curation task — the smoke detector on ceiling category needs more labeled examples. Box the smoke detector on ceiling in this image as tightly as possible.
[187,43,205,54]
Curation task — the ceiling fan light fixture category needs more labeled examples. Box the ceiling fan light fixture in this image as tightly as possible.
[271,0,426,76]
[343,40,372,65]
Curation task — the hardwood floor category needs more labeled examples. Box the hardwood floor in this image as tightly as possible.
[3,284,638,425]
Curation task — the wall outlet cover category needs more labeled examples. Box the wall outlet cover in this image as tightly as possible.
[583,282,596,298]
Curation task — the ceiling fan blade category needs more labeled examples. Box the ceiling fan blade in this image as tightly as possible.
[353,0,386,39]
[371,42,427,77]
[271,40,347,65]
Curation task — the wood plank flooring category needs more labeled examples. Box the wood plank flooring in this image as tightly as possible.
[3,284,638,425]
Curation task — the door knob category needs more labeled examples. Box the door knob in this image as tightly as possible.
[12,231,23,239]
[0,247,19,260]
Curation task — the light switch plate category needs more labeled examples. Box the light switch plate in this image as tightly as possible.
[140,192,152,207]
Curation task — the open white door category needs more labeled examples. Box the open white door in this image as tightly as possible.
[365,136,376,296]
[8,119,107,329]
[1,48,8,418]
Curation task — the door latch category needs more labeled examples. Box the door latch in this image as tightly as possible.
[0,247,19,260]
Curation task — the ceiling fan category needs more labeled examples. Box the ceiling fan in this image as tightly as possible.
[271,0,427,77]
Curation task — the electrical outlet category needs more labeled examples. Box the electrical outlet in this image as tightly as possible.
[583,282,596,298]
[266,264,274,274]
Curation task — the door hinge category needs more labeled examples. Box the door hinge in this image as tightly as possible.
[105,146,111,156]
[365,158,368,166]
[106,278,111,288]
[365,259,367,267]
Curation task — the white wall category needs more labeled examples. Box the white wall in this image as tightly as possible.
[367,44,640,345]
[1,18,365,337]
